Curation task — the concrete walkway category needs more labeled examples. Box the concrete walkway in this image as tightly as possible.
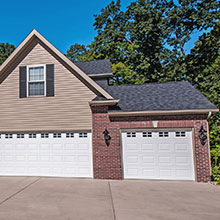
[0,177,219,220]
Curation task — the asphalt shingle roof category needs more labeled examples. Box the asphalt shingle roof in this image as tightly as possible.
[74,60,112,75]
[98,81,217,112]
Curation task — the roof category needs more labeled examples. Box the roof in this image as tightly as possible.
[74,60,112,75]
[0,29,113,100]
[98,81,218,112]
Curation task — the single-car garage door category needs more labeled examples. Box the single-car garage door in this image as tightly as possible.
[0,132,93,178]
[122,130,195,180]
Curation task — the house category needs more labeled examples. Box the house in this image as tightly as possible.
[0,29,218,182]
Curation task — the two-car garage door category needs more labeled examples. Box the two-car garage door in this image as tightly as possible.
[122,130,195,180]
[0,132,93,177]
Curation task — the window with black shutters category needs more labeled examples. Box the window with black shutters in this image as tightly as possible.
[19,64,54,98]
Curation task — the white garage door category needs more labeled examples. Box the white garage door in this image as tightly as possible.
[122,130,195,180]
[0,132,93,178]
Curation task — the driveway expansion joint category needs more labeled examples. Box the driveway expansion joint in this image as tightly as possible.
[108,181,116,220]
[0,177,41,206]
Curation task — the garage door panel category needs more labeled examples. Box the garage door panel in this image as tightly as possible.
[142,156,155,164]
[126,143,138,151]
[126,156,139,163]
[142,168,156,177]
[175,156,189,165]
[122,130,195,180]
[158,156,172,165]
[158,144,172,152]
[141,144,154,152]
[159,168,173,178]
[175,144,189,152]
[126,168,139,176]
[0,132,92,178]
[64,143,76,150]
[4,144,13,150]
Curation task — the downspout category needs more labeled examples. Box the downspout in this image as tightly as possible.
[207,111,212,179]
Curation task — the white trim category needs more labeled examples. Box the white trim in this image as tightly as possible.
[109,109,219,117]
[89,99,120,106]
[27,64,46,97]
[88,73,113,78]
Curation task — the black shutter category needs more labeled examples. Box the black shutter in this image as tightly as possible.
[46,64,54,97]
[19,66,27,98]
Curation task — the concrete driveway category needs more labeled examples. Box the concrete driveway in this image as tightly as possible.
[0,177,219,220]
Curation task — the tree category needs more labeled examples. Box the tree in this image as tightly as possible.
[66,0,220,84]
[185,21,220,181]
[66,43,97,62]
[163,0,220,81]
[0,43,15,65]
[92,0,171,83]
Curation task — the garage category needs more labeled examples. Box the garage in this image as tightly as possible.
[122,130,195,180]
[0,132,93,178]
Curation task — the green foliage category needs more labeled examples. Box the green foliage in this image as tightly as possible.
[0,43,15,65]
[66,43,96,62]
[185,21,220,181]
[92,0,171,83]
[66,0,220,84]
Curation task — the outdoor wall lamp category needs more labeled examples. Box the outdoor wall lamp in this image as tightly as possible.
[199,125,207,146]
[103,129,111,146]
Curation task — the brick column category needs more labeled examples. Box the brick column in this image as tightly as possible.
[194,120,211,182]
[91,105,122,179]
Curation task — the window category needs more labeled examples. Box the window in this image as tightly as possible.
[66,133,74,138]
[53,133,61,138]
[29,133,37,138]
[159,131,169,137]
[17,134,24,138]
[127,132,136,137]
[143,132,152,137]
[28,65,45,96]
[5,134,13,139]
[79,133,87,138]
[41,133,49,138]
[176,131,186,137]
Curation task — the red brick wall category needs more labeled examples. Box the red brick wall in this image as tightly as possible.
[91,105,211,182]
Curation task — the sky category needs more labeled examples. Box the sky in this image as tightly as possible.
[0,0,200,54]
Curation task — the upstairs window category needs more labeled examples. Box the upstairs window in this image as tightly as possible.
[27,65,46,96]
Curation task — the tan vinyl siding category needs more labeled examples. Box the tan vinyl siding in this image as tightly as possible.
[0,40,96,132]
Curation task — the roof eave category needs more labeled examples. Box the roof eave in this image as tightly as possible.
[108,109,219,117]
[88,73,113,78]
[89,99,120,106]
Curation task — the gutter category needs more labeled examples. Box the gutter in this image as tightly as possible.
[108,109,219,117]
[88,73,113,78]
[89,99,120,106]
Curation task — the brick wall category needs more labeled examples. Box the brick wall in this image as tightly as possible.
[91,105,211,182]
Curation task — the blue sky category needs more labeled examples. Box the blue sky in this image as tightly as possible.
[0,0,199,54]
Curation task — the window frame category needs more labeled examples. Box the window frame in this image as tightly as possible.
[27,64,46,97]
